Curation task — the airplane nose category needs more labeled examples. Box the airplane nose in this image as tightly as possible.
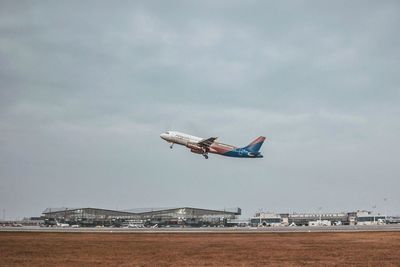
[160,133,167,140]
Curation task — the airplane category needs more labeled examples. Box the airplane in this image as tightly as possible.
[56,221,69,227]
[160,131,266,159]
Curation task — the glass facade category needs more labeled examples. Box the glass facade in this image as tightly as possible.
[42,207,241,227]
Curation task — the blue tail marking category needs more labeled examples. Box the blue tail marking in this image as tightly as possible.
[243,136,266,153]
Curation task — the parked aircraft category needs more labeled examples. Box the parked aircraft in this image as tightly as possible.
[160,131,265,159]
[56,221,69,227]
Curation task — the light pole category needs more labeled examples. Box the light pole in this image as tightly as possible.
[372,205,376,224]
[384,198,388,223]
[318,207,322,226]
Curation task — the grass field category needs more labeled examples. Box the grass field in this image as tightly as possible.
[1,232,400,266]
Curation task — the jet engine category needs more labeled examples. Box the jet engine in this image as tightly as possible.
[187,143,205,154]
[190,148,203,154]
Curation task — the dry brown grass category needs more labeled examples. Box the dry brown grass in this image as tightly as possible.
[1,232,400,266]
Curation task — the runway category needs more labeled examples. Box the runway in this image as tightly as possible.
[2,224,400,233]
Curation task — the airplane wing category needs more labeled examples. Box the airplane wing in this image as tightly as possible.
[197,137,218,148]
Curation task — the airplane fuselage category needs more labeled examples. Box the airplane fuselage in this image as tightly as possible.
[160,131,265,159]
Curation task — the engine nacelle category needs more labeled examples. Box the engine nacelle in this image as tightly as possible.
[190,148,203,154]
[187,143,205,154]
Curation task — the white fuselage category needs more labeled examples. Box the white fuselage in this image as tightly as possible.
[160,131,202,146]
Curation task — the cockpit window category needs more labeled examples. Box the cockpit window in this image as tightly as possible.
[165,131,170,134]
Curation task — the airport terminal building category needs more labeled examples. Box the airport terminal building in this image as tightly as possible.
[42,207,241,227]
[39,207,392,228]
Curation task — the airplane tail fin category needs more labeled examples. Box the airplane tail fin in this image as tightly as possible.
[243,136,266,153]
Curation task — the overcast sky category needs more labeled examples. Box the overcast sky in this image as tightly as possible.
[1,0,399,219]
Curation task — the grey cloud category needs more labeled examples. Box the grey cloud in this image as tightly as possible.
[1,1,400,218]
